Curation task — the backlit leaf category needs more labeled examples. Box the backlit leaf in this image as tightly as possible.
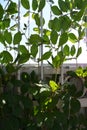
[23,11,30,17]
[49,80,59,92]
[68,33,78,43]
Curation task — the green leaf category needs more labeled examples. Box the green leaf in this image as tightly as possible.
[43,29,51,36]
[0,51,13,63]
[48,18,61,32]
[76,67,83,77]
[18,45,29,54]
[38,0,45,12]
[21,0,30,9]
[67,70,77,77]
[50,30,58,44]
[33,13,40,26]
[41,51,52,60]
[43,35,50,44]
[13,31,22,45]
[52,55,62,68]
[76,47,82,58]
[70,98,81,113]
[74,9,84,21]
[23,11,30,17]
[0,33,5,45]
[33,27,40,33]
[63,44,70,56]
[33,13,45,27]
[0,4,4,19]
[6,64,16,73]
[71,45,76,56]
[21,72,30,82]
[58,0,68,12]
[3,18,10,28]
[31,44,38,57]
[49,80,59,92]
[0,19,10,30]
[68,33,78,43]
[18,53,30,64]
[10,24,18,31]
[59,33,68,47]
[51,6,62,15]
[75,0,84,9]
[6,1,18,14]
[32,0,38,11]
[59,16,71,31]
[29,34,41,44]
[4,30,12,44]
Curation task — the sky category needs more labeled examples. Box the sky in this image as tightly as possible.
[0,0,87,64]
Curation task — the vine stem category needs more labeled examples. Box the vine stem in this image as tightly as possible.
[40,10,44,81]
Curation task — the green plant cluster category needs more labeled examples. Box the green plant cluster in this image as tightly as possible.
[0,0,87,130]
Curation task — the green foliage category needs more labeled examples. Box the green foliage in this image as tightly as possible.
[71,45,76,56]
[58,32,68,47]
[13,31,22,45]
[0,4,4,19]
[31,44,38,57]
[41,51,52,60]
[21,0,30,10]
[63,44,70,56]
[68,33,78,43]
[50,30,58,44]
[29,34,41,44]
[32,0,38,11]
[0,51,13,64]
[4,30,12,44]
[6,1,18,14]
[33,13,45,27]
[18,45,28,54]
[76,67,87,78]
[51,5,62,15]
[49,80,60,92]
[0,0,87,130]
[58,0,69,12]
[38,0,46,12]
[76,47,82,58]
